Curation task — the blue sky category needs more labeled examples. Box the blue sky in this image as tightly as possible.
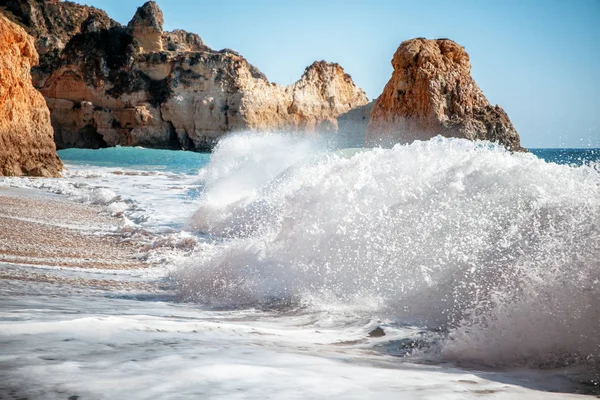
[79,0,599,148]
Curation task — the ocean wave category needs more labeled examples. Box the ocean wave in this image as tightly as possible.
[177,133,600,371]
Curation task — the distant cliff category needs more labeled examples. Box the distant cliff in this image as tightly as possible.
[0,13,62,177]
[1,1,368,151]
[366,38,525,151]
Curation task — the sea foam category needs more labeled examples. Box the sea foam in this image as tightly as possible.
[177,132,600,370]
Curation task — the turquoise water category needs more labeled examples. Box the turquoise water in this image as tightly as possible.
[58,146,600,174]
[530,148,600,166]
[58,146,211,174]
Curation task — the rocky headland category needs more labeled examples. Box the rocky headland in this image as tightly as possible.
[1,0,369,151]
[366,38,524,151]
[0,13,62,177]
[0,1,525,153]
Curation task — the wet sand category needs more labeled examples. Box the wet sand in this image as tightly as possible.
[0,187,166,399]
[0,186,145,272]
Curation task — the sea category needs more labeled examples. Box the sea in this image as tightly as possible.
[1,134,599,399]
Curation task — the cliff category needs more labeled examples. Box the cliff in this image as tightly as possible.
[366,38,524,151]
[0,0,118,88]
[1,1,368,151]
[0,13,62,177]
[336,101,375,148]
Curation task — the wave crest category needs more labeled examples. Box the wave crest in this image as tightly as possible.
[177,133,600,369]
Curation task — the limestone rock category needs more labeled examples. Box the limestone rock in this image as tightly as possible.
[162,29,206,52]
[157,56,369,150]
[285,61,369,132]
[2,1,368,150]
[127,1,163,53]
[0,0,118,87]
[0,14,62,177]
[81,12,116,34]
[3,1,368,151]
[366,38,525,151]
[0,0,115,52]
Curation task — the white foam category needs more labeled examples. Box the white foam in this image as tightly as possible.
[178,134,600,371]
[0,294,585,399]
[90,188,119,205]
[190,132,327,232]
[1,136,597,397]
[0,163,203,255]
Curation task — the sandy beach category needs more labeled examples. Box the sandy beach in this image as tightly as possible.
[0,186,153,289]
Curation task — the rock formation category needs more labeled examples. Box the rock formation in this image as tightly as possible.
[162,29,205,52]
[127,1,163,53]
[336,101,375,148]
[1,1,368,151]
[366,38,524,151]
[0,13,62,177]
[0,0,118,88]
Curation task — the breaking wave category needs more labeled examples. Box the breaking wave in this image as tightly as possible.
[175,132,600,371]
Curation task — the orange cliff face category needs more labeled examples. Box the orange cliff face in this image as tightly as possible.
[366,38,525,151]
[0,14,62,177]
[1,0,369,151]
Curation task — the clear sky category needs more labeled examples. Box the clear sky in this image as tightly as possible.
[78,0,599,148]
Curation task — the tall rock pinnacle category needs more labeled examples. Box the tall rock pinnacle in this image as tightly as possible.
[127,1,164,52]
[366,38,525,151]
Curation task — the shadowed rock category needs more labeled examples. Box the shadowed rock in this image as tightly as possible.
[336,100,375,148]
[368,327,386,338]
[0,0,118,87]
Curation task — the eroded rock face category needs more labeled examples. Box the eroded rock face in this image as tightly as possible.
[0,14,62,177]
[0,0,118,88]
[127,1,163,53]
[162,29,205,52]
[2,1,368,151]
[285,61,368,133]
[366,38,524,151]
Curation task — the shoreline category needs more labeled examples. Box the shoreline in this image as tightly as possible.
[0,186,147,275]
[0,162,596,399]
[0,184,172,301]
